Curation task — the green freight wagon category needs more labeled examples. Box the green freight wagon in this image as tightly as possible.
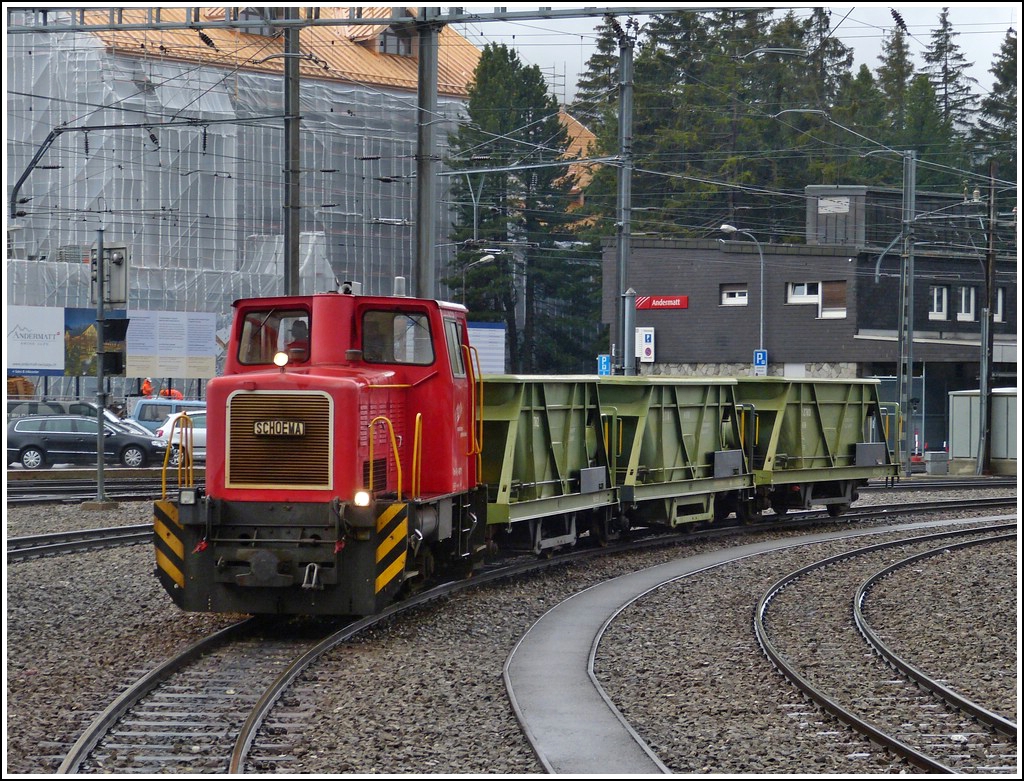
[479,376,753,554]
[480,376,615,554]
[733,377,899,516]
[595,377,752,528]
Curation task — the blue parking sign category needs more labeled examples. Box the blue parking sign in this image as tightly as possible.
[597,354,611,376]
[754,349,768,366]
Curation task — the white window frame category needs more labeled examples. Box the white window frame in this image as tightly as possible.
[786,281,820,305]
[719,284,748,307]
[955,285,975,322]
[928,285,948,321]
[993,287,1004,323]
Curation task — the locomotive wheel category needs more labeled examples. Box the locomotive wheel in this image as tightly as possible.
[403,547,436,595]
[827,502,850,517]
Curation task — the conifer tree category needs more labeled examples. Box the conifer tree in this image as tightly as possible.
[922,7,979,135]
[875,23,915,138]
[973,28,1017,180]
[448,44,600,373]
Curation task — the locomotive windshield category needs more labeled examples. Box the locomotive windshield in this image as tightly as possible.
[362,310,434,365]
[237,308,310,365]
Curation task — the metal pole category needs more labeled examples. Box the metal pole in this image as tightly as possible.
[978,160,997,475]
[624,288,637,375]
[415,10,440,299]
[616,30,635,375]
[897,151,916,476]
[283,9,301,295]
[735,229,765,352]
[94,227,107,501]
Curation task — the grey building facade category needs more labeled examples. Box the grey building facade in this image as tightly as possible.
[602,186,1017,454]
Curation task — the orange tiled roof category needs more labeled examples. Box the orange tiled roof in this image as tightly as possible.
[559,109,598,192]
[82,7,480,97]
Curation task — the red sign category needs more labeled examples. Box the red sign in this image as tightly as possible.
[635,295,688,310]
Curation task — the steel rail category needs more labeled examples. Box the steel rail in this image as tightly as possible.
[57,618,260,774]
[853,532,1018,738]
[754,522,1017,774]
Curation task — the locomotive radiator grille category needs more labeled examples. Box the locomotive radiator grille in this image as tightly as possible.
[226,391,333,488]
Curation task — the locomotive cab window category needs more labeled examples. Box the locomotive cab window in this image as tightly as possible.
[444,318,467,377]
[238,308,310,365]
[362,310,434,365]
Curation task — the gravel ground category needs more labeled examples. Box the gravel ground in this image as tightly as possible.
[5,488,1018,775]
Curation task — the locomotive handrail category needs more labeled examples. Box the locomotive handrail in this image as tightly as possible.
[412,413,423,498]
[463,344,484,462]
[160,413,195,500]
[368,416,403,501]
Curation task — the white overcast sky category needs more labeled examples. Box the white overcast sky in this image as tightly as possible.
[452,3,1020,104]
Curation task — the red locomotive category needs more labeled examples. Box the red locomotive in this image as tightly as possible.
[155,287,488,615]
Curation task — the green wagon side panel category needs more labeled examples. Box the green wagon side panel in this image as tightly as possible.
[596,377,750,525]
[734,377,899,484]
[481,376,613,525]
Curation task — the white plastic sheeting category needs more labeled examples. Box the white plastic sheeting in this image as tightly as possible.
[7,15,466,398]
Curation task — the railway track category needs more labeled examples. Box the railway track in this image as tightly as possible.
[5,476,175,505]
[7,525,152,562]
[5,472,1016,506]
[755,523,1018,774]
[41,495,1016,774]
[7,495,1015,565]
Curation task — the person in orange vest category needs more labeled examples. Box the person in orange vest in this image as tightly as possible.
[141,377,153,397]
[160,387,184,399]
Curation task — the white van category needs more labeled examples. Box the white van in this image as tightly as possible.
[128,397,206,433]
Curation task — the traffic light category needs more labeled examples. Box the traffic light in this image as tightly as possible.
[90,243,130,305]
[103,318,130,342]
[102,352,125,375]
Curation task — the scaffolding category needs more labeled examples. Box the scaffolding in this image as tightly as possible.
[6,11,468,399]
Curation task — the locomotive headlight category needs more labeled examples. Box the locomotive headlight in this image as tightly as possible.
[179,488,198,505]
[354,490,371,507]
[273,351,289,368]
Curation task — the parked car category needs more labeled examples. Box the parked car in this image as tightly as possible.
[128,397,206,433]
[7,398,151,435]
[156,409,207,464]
[6,415,169,469]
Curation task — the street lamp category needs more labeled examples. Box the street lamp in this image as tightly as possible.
[462,254,495,305]
[719,224,764,353]
[772,108,918,477]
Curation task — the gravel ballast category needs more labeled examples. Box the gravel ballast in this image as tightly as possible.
[5,492,1017,774]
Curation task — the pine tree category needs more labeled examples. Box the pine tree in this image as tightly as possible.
[922,7,979,135]
[447,44,600,373]
[904,73,952,188]
[570,18,621,136]
[973,28,1017,180]
[876,24,915,137]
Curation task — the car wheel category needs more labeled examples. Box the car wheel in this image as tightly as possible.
[20,447,48,470]
[168,446,181,467]
[120,445,147,468]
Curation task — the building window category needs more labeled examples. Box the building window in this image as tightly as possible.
[929,286,948,321]
[819,280,847,319]
[994,287,1005,323]
[786,281,819,304]
[379,28,413,56]
[955,285,975,321]
[720,284,748,306]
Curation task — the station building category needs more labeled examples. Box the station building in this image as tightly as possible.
[602,185,1018,456]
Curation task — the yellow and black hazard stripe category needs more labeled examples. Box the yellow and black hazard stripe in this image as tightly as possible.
[374,502,408,594]
[153,499,186,590]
